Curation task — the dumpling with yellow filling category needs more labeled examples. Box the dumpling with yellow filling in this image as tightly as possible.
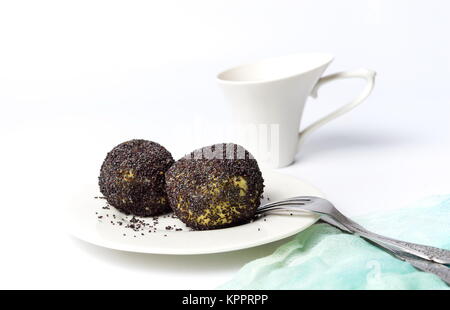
[99,139,174,216]
[165,143,264,230]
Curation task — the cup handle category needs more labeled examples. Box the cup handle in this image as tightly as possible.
[299,68,376,144]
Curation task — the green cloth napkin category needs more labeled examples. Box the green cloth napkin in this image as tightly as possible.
[220,195,450,289]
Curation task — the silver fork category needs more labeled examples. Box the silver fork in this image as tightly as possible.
[256,196,450,265]
[256,197,450,285]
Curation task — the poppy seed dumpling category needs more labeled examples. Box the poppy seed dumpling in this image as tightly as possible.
[165,143,264,230]
[99,139,174,217]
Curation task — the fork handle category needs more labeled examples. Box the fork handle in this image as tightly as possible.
[321,216,450,285]
[337,217,450,265]
[398,253,450,285]
[323,207,450,264]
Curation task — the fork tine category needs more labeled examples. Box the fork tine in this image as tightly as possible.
[256,200,323,215]
[255,204,312,215]
[262,196,315,208]
[259,201,306,209]
[283,196,314,201]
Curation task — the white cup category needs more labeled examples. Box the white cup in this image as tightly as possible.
[217,53,376,168]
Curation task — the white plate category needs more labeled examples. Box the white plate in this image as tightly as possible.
[66,169,323,255]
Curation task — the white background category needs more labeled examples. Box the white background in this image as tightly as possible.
[0,0,449,289]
